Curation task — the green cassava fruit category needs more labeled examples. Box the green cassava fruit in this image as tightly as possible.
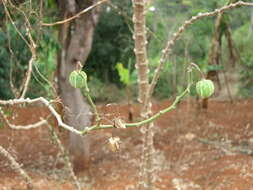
[196,79,215,98]
[69,70,87,88]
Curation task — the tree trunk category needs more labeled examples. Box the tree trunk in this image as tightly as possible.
[132,0,155,189]
[57,0,100,171]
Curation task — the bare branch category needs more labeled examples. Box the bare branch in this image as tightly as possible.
[0,107,47,130]
[19,54,36,98]
[3,0,37,98]
[41,0,108,26]
[0,145,33,190]
[46,123,82,190]
[2,0,30,48]
[0,98,83,135]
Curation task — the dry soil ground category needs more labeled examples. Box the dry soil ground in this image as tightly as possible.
[0,99,253,190]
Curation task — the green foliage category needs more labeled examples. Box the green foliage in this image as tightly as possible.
[4,108,13,117]
[0,29,12,99]
[86,0,134,85]
[86,76,124,102]
[149,56,174,98]
[115,60,138,86]
[206,64,224,73]
[0,107,13,129]
[0,0,58,99]
[233,23,253,97]
[0,22,31,99]
[0,2,58,99]
[29,28,58,98]
[115,63,130,86]
[144,0,253,99]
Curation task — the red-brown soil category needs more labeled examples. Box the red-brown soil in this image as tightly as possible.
[0,99,253,190]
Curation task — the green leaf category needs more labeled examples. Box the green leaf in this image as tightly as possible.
[115,63,130,86]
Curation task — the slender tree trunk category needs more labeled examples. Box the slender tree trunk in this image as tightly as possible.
[132,0,155,189]
[57,0,100,171]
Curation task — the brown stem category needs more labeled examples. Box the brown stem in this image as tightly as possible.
[132,0,155,189]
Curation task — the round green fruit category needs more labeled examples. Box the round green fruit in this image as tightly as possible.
[196,79,215,98]
[69,70,87,88]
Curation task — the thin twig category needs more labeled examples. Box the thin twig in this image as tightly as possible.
[18,10,37,99]
[0,145,33,190]
[190,62,205,79]
[85,91,101,126]
[2,0,30,47]
[41,0,108,26]
[4,0,37,98]
[46,122,82,190]
[0,97,83,135]
[0,107,47,130]
[20,54,36,98]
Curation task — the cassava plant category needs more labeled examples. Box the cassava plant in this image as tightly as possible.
[1,1,253,190]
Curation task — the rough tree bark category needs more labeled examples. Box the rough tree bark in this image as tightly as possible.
[57,0,100,171]
[132,0,155,189]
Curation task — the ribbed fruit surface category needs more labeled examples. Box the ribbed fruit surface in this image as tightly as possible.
[69,70,87,88]
[196,79,215,98]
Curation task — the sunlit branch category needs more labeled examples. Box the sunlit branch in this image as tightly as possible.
[0,97,83,135]
[41,0,108,26]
